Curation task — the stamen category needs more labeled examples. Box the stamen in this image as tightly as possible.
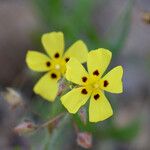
[51,73,57,79]
[82,77,87,82]
[54,53,59,58]
[104,80,109,87]
[94,94,100,100]
[93,70,99,76]
[46,61,51,67]
[81,89,88,94]
[65,58,70,62]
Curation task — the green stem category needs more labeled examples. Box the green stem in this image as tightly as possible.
[37,113,65,130]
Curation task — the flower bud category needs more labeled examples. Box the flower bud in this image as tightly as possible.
[1,87,24,109]
[14,121,37,135]
[77,132,92,149]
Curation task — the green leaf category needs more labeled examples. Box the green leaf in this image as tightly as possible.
[30,97,52,120]
[29,94,65,120]
[110,120,140,141]
[29,128,50,150]
[49,97,65,118]
[91,119,140,141]
[45,114,73,150]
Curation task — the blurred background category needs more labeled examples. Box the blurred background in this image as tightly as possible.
[0,0,150,149]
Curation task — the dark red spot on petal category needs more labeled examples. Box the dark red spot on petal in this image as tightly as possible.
[46,61,51,67]
[104,80,109,87]
[51,73,57,79]
[82,77,87,82]
[81,89,88,94]
[65,58,70,62]
[94,94,100,100]
[93,70,99,76]
[54,53,60,58]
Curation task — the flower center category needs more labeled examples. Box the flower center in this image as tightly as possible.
[55,64,61,70]
[93,83,99,89]
[89,80,100,91]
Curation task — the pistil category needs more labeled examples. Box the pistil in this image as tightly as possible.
[55,64,61,70]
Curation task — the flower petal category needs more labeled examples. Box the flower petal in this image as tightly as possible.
[33,72,60,101]
[42,32,64,58]
[89,91,113,122]
[100,66,123,93]
[65,58,89,85]
[26,51,51,72]
[61,87,91,113]
[87,49,112,77]
[64,40,88,63]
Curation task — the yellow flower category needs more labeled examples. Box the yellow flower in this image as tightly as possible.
[26,32,88,101]
[61,49,123,122]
